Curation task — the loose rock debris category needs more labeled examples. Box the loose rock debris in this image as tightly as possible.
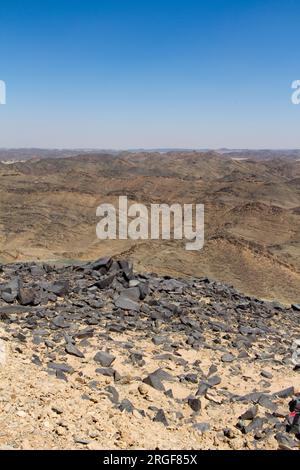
[0,257,299,450]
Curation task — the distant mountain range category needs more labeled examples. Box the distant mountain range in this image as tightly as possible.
[0,148,300,162]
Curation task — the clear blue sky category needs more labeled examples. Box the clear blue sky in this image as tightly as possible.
[0,0,300,149]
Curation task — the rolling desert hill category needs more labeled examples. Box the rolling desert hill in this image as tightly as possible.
[0,151,299,304]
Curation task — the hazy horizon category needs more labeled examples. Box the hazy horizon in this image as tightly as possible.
[1,147,300,152]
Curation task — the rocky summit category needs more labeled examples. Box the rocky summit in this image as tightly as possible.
[0,257,299,450]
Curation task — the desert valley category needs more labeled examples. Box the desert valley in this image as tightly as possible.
[0,150,299,304]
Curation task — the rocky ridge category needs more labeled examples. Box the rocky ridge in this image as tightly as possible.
[0,257,299,450]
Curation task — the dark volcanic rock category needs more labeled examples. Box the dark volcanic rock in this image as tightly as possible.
[65,343,85,358]
[0,277,20,303]
[181,373,198,384]
[75,327,94,340]
[47,280,69,296]
[129,351,145,366]
[291,304,300,312]
[119,399,134,413]
[52,315,70,329]
[17,287,36,306]
[90,257,112,271]
[95,367,115,377]
[94,274,116,290]
[260,370,273,379]
[188,397,202,412]
[56,370,68,382]
[0,305,32,315]
[143,369,174,391]
[275,432,299,449]
[258,395,277,412]
[239,417,266,435]
[114,295,140,311]
[143,373,165,392]
[152,336,167,346]
[196,382,210,396]
[193,422,210,433]
[94,351,116,367]
[105,386,119,404]
[273,387,295,399]
[47,362,74,374]
[207,365,218,376]
[239,406,258,421]
[207,375,222,387]
[121,287,140,301]
[153,409,168,426]
[221,353,235,363]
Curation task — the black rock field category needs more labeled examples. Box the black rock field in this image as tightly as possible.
[0,257,299,450]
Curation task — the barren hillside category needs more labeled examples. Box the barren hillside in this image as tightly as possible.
[0,151,299,304]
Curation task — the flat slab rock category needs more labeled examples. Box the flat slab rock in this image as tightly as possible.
[65,343,85,358]
[114,296,140,311]
[94,351,116,367]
